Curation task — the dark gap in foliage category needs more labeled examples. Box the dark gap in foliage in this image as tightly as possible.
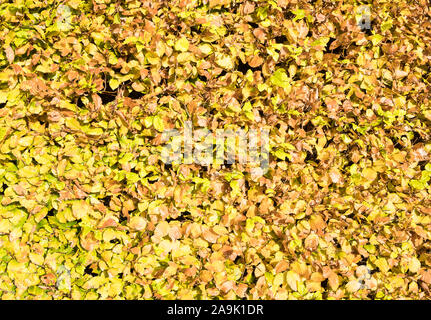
[363,25,373,36]
[418,160,427,171]
[274,35,287,43]
[190,25,201,34]
[325,37,344,55]
[77,97,85,108]
[248,22,258,29]
[324,137,333,148]
[331,44,344,56]
[284,11,295,19]
[305,150,319,164]
[224,162,233,169]
[118,214,127,224]
[127,90,144,100]
[143,172,158,184]
[382,80,392,89]
[321,100,327,108]
[166,211,192,222]
[208,7,225,14]
[99,82,118,104]
[75,225,82,235]
[333,238,341,249]
[345,158,355,168]
[101,196,111,207]
[321,278,328,290]
[324,37,336,52]
[110,239,120,244]
[0,103,6,109]
[47,209,56,217]
[412,131,425,144]
[197,74,207,82]
[236,59,261,74]
[217,70,227,77]
[303,121,314,132]
[99,91,117,105]
[390,136,403,149]
[147,178,158,185]
[84,265,98,276]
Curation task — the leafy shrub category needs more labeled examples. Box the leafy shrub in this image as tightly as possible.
[0,0,430,299]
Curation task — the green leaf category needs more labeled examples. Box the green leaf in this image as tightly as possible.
[270,68,290,91]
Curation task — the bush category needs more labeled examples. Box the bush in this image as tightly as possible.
[0,0,430,299]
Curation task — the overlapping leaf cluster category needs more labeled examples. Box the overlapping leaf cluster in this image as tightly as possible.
[0,0,431,299]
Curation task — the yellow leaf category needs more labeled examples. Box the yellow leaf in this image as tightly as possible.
[215,53,234,70]
[409,257,421,273]
[129,216,147,231]
[65,118,81,131]
[375,258,389,273]
[346,280,360,292]
[174,37,189,52]
[72,200,90,219]
[198,44,213,56]
[29,252,44,266]
[362,167,377,181]
[109,78,120,90]
[154,221,170,238]
[285,271,300,291]
[153,115,165,132]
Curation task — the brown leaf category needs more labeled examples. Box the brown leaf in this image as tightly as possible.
[5,46,14,64]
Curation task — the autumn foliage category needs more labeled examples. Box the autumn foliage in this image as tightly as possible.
[0,0,431,299]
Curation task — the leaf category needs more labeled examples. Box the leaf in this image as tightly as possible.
[346,280,360,293]
[215,53,234,70]
[375,258,389,273]
[129,216,147,231]
[153,115,165,132]
[285,271,300,291]
[65,118,81,131]
[409,257,421,273]
[362,167,377,181]
[109,78,120,90]
[72,201,90,219]
[381,20,393,32]
[409,180,426,190]
[174,37,189,52]
[270,68,291,92]
[5,46,14,64]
